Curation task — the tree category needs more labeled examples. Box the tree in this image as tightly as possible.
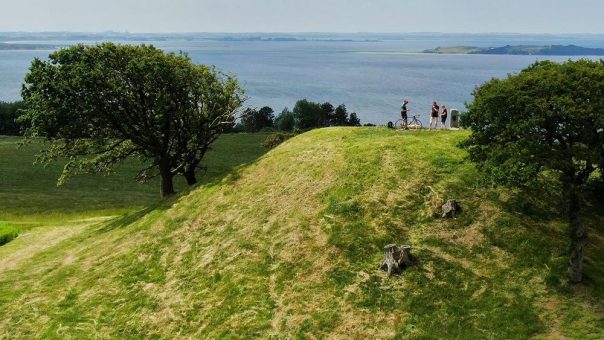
[21,43,244,197]
[275,107,295,131]
[461,60,604,283]
[320,102,335,126]
[348,112,361,126]
[293,99,324,130]
[0,101,25,136]
[332,104,350,126]
[240,106,274,132]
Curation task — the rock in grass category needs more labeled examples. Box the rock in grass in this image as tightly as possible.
[442,199,461,218]
[380,244,414,276]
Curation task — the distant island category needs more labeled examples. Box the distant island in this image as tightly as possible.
[423,44,604,56]
[0,42,64,50]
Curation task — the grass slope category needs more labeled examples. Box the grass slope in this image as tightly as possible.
[0,128,602,338]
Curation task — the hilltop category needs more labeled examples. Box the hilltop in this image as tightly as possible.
[424,44,604,56]
[0,128,602,338]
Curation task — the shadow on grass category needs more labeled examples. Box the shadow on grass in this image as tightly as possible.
[96,133,273,233]
[479,178,604,296]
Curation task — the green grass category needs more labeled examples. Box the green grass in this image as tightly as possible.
[0,223,20,246]
[0,133,270,223]
[0,128,602,338]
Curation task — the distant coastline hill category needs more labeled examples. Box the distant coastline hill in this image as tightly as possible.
[423,44,604,56]
[0,42,63,50]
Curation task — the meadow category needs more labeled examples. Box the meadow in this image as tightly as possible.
[0,128,602,338]
[0,133,270,239]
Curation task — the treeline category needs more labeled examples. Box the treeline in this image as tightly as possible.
[1,99,366,136]
[235,99,362,133]
[0,101,26,136]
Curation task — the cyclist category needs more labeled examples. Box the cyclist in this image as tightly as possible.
[400,99,409,128]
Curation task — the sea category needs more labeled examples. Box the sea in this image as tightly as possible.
[2,33,604,124]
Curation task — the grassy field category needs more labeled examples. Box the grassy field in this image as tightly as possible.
[0,128,602,338]
[0,133,270,223]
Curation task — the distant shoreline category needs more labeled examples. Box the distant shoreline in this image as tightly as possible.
[423,44,604,56]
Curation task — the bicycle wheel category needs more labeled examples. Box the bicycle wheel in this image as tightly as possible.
[406,118,422,129]
[394,119,407,129]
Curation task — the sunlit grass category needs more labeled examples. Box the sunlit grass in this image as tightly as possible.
[0,128,602,338]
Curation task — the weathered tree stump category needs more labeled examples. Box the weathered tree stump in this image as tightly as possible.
[441,199,461,218]
[380,244,413,276]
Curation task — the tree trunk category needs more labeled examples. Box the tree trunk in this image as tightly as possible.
[567,185,586,283]
[159,160,175,198]
[184,167,197,186]
[380,244,413,276]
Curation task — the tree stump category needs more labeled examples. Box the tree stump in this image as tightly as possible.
[441,199,460,218]
[380,244,413,276]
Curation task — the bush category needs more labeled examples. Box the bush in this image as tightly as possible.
[259,126,277,133]
[263,133,294,149]
[0,223,20,246]
[0,101,26,136]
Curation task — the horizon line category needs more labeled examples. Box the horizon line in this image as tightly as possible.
[2,31,604,36]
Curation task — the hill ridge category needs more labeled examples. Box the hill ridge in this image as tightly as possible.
[0,128,602,338]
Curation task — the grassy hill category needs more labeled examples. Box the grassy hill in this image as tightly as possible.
[0,128,602,338]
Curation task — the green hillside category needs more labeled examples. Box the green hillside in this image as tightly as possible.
[0,128,602,338]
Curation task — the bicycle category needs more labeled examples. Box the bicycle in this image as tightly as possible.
[394,114,423,130]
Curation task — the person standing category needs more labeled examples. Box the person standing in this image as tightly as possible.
[400,99,409,128]
[430,101,439,130]
[440,104,448,129]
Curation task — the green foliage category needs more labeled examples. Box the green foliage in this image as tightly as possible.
[461,59,604,282]
[240,106,275,132]
[21,43,245,197]
[347,112,361,126]
[275,107,295,131]
[331,104,349,126]
[0,223,20,246]
[0,101,26,136]
[292,99,362,130]
[461,59,603,187]
[293,99,325,129]
[262,132,293,149]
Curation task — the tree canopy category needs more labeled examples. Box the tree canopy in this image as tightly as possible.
[461,59,604,283]
[292,99,361,130]
[21,43,244,197]
[240,106,275,132]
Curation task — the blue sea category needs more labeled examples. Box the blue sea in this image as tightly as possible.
[2,33,604,124]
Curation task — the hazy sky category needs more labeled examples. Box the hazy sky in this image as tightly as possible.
[1,0,603,33]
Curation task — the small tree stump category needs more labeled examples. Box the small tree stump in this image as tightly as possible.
[442,199,461,218]
[380,244,413,276]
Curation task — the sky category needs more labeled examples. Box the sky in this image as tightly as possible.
[1,0,603,33]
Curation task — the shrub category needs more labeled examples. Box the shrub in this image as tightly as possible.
[263,133,294,149]
[0,224,20,246]
[259,126,277,133]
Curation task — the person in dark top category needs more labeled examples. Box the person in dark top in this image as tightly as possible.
[440,104,448,129]
[400,99,409,128]
[430,101,439,130]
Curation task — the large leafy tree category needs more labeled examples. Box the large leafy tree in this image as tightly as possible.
[461,59,604,283]
[21,43,244,197]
